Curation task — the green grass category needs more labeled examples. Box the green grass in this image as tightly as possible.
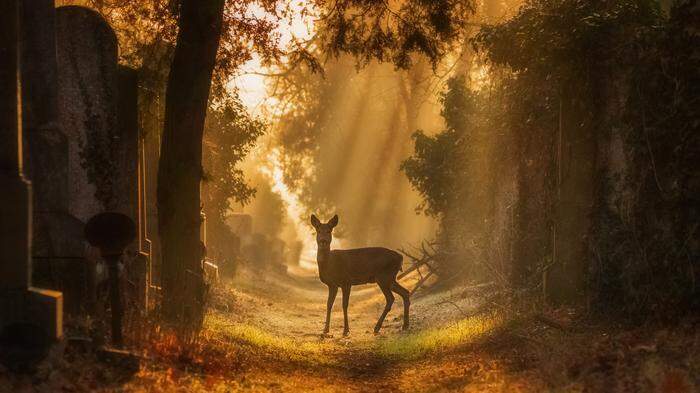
[376,312,503,360]
[206,314,337,365]
[206,309,504,366]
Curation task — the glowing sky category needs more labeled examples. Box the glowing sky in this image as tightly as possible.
[229,2,315,114]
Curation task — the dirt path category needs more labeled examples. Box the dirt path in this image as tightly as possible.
[228,266,414,341]
[8,265,696,392]
[136,266,524,392]
[155,267,698,393]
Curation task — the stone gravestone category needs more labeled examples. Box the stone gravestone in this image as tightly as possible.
[56,6,119,222]
[19,0,67,208]
[0,0,63,369]
[56,6,148,312]
[20,0,88,316]
[55,6,118,313]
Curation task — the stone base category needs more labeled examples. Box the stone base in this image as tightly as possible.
[96,347,141,374]
[0,287,63,340]
[0,287,63,369]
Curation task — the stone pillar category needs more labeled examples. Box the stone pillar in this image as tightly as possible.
[0,0,29,291]
[138,127,154,307]
[116,65,148,308]
[115,66,139,220]
[0,0,63,355]
[143,98,162,289]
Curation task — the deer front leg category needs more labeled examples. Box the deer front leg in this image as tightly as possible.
[324,286,338,334]
[341,285,351,336]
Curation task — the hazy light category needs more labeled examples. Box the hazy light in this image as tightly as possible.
[260,148,345,271]
[230,1,316,114]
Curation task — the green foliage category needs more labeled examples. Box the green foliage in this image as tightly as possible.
[474,0,662,78]
[469,0,699,317]
[400,0,698,314]
[401,76,475,217]
[401,76,500,279]
[79,0,282,95]
[203,93,266,222]
[201,92,264,273]
[316,0,476,69]
[590,0,700,318]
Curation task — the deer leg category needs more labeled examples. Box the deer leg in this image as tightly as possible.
[324,286,338,334]
[341,285,351,336]
[374,280,395,334]
[392,281,410,331]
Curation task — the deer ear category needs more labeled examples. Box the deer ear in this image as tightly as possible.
[310,214,321,229]
[328,214,339,228]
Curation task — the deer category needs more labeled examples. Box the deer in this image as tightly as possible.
[310,214,410,336]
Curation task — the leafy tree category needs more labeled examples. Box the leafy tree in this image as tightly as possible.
[315,0,476,69]
[401,76,496,278]
[202,94,266,271]
[470,0,699,315]
[203,95,266,223]
[401,76,474,218]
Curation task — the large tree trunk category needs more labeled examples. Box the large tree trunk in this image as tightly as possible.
[157,0,225,328]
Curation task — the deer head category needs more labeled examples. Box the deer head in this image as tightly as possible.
[310,214,338,250]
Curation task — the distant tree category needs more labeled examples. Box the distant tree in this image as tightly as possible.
[202,94,265,269]
[203,94,265,222]
[400,76,494,277]
[245,173,287,238]
[401,76,474,218]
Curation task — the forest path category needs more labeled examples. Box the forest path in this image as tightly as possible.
[192,268,699,393]
[178,266,531,392]
[4,265,692,392]
[18,263,686,392]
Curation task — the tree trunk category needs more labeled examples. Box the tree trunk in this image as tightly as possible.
[157,0,225,328]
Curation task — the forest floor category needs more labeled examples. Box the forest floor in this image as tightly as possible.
[2,265,699,392]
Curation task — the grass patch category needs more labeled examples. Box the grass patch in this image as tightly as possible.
[377,311,504,360]
[206,314,336,365]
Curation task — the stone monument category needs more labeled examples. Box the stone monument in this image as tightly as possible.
[20,0,87,316]
[0,0,63,369]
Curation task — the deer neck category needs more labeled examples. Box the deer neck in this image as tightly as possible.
[316,245,331,274]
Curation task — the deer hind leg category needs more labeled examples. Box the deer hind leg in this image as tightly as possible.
[341,285,351,336]
[324,286,338,334]
[374,278,395,334]
[392,281,410,331]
